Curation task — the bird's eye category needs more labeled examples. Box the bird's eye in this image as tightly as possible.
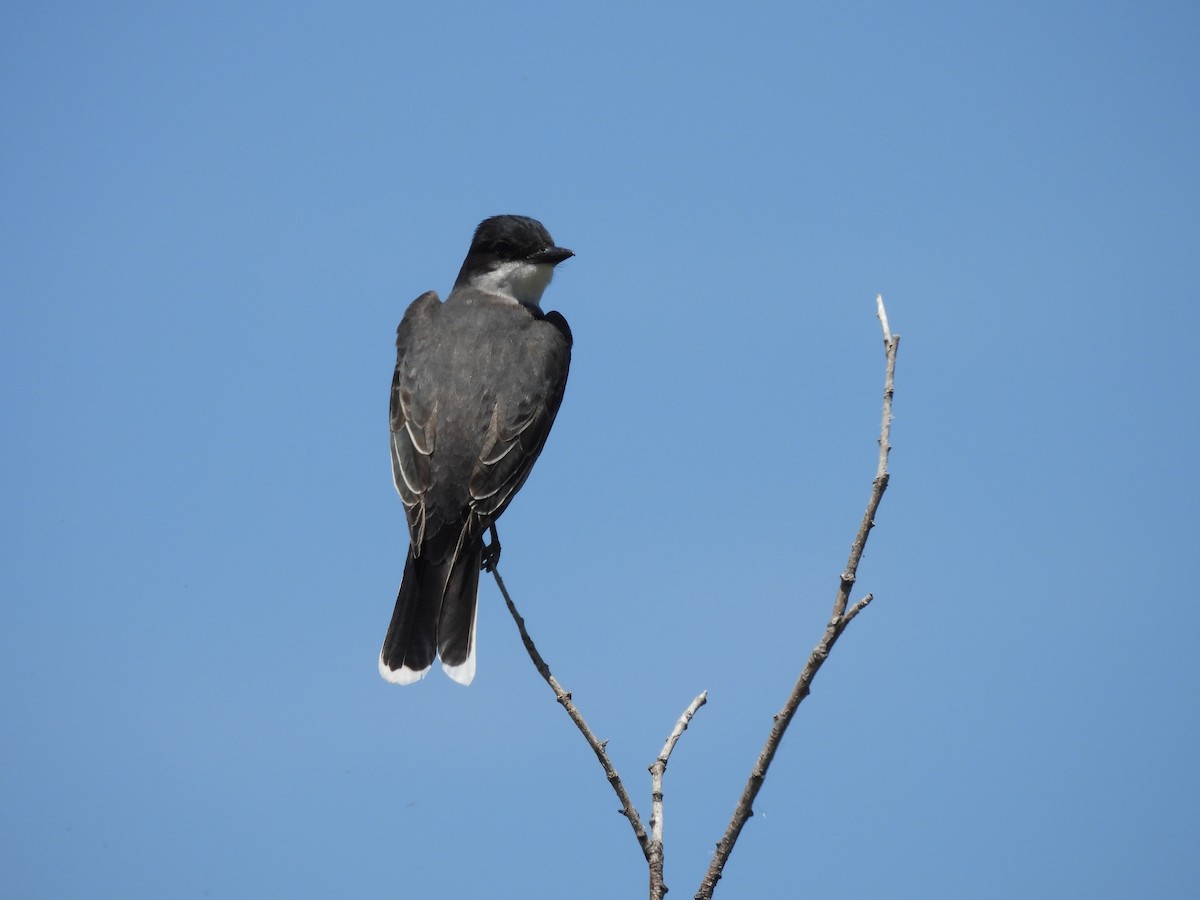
[493,240,514,257]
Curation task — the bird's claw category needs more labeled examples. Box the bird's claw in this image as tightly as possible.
[481,524,502,572]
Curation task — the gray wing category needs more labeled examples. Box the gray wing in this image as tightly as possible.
[390,291,441,547]
[468,311,572,523]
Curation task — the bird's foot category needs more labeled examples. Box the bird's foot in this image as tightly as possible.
[481,524,502,572]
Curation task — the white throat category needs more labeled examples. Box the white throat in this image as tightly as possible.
[469,260,555,308]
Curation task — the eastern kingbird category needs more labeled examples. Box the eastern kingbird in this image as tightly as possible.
[380,215,574,685]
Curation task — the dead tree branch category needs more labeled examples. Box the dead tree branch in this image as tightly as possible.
[649,691,709,900]
[490,296,897,899]
[490,567,653,861]
[695,295,900,900]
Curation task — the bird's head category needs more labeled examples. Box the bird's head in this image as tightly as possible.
[455,215,574,308]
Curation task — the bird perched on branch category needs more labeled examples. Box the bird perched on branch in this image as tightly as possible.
[380,215,574,685]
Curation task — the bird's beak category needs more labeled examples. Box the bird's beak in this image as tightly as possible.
[531,247,574,266]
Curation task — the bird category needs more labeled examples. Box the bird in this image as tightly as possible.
[380,215,574,685]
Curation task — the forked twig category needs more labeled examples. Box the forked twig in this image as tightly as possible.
[491,297,897,899]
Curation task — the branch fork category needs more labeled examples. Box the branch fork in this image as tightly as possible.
[492,295,900,900]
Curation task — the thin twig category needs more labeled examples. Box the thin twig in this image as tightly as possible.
[875,294,897,485]
[491,566,652,861]
[649,692,708,900]
[696,297,899,900]
[876,292,892,345]
[841,593,874,626]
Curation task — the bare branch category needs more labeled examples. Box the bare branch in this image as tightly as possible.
[875,294,897,485]
[876,292,892,345]
[490,566,652,861]
[696,297,900,900]
[649,692,708,900]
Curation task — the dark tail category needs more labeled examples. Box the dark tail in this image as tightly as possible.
[379,540,482,685]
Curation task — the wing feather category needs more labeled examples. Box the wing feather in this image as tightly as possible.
[390,291,442,545]
[468,313,571,519]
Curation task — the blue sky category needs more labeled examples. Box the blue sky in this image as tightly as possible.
[3,2,1197,897]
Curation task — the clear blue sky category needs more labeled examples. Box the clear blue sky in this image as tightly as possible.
[3,2,1197,897]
